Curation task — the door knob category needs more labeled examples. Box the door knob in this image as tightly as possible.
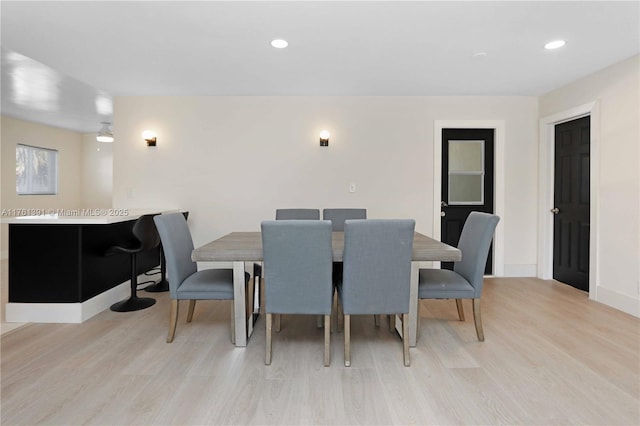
[441,211,446,217]
[550,207,560,214]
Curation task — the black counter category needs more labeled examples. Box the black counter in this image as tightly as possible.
[9,220,160,303]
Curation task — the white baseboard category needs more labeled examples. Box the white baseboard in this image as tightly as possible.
[5,281,130,323]
[595,286,640,318]
[81,282,130,321]
[503,264,537,277]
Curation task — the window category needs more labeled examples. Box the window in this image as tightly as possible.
[16,144,58,195]
[448,140,484,205]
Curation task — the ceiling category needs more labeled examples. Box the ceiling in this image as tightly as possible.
[1,1,639,133]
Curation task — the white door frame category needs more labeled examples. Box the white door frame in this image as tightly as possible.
[538,101,600,298]
[433,120,505,276]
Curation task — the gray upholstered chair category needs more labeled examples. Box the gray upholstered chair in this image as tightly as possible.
[153,213,249,343]
[322,208,367,231]
[338,219,415,367]
[261,220,333,366]
[255,209,319,281]
[254,209,321,321]
[275,208,320,220]
[418,211,499,342]
[323,208,369,327]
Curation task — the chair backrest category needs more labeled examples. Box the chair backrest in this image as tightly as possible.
[261,220,333,315]
[341,219,415,315]
[454,212,500,296]
[275,209,320,220]
[153,213,198,297]
[322,208,367,231]
[132,214,161,250]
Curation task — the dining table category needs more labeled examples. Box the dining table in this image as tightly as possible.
[192,231,461,347]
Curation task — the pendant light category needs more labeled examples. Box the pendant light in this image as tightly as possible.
[96,122,114,143]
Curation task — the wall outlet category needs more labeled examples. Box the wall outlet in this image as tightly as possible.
[349,183,356,193]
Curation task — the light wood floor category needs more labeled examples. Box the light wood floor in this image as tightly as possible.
[1,277,638,425]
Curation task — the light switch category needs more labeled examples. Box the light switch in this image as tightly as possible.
[349,183,356,193]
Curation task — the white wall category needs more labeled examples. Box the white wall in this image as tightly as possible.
[80,133,112,208]
[539,55,640,316]
[112,96,539,274]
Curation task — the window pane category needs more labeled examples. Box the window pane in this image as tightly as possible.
[449,174,483,204]
[16,145,27,192]
[449,140,484,172]
[16,144,58,195]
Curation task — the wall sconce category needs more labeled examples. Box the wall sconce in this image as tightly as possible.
[319,130,330,147]
[142,130,157,147]
[96,122,114,143]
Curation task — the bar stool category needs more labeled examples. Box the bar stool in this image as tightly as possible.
[105,214,159,312]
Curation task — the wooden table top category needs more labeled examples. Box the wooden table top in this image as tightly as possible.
[192,231,461,263]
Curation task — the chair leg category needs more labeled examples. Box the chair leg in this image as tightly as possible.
[455,299,465,321]
[374,315,380,328]
[260,277,265,314]
[247,277,255,319]
[472,298,484,342]
[324,315,331,367]
[167,299,179,343]
[417,300,421,342]
[187,300,196,323]
[230,300,236,345]
[331,292,338,333]
[317,315,323,328]
[265,313,273,365]
[337,300,344,332]
[275,314,281,332]
[344,314,351,367]
[388,314,396,333]
[402,313,410,367]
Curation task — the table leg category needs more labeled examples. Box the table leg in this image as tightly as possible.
[233,261,248,347]
[408,262,419,347]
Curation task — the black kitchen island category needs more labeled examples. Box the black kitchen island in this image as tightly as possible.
[4,210,168,322]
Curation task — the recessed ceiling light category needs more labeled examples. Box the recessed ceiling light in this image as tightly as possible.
[270,39,288,49]
[545,40,566,50]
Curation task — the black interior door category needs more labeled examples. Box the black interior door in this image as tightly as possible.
[441,128,494,273]
[553,116,590,291]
